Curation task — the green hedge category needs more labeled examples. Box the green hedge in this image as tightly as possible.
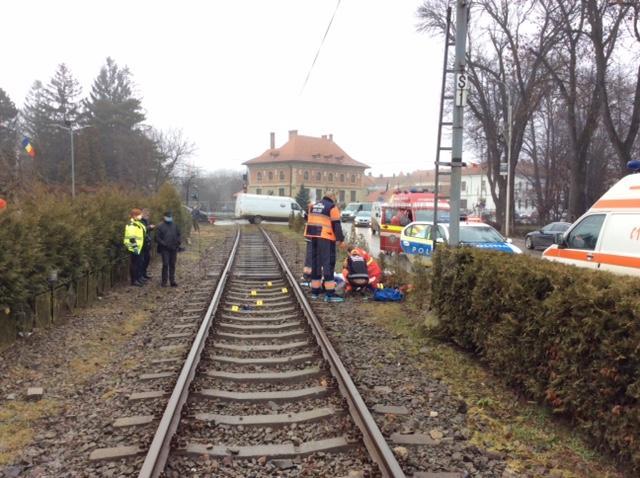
[0,183,189,314]
[432,248,640,471]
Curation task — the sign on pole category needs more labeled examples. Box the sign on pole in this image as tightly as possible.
[455,73,468,106]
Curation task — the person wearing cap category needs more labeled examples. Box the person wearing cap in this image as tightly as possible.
[123,208,146,287]
[304,190,346,302]
[155,211,181,287]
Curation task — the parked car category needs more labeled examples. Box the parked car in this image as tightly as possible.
[341,202,361,222]
[543,164,640,276]
[524,222,571,250]
[341,202,372,222]
[400,221,522,259]
[234,193,303,224]
[354,210,371,227]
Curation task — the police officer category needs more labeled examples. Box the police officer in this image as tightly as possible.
[155,211,181,287]
[124,208,146,287]
[304,191,345,302]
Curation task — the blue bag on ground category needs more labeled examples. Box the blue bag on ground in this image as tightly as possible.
[373,287,404,302]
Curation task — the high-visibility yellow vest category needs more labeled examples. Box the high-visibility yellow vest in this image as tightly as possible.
[124,219,145,254]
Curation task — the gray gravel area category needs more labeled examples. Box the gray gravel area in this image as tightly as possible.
[0,227,236,478]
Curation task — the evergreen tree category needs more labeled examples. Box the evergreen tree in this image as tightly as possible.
[295,184,310,208]
[0,88,18,194]
[22,65,83,184]
[84,57,149,185]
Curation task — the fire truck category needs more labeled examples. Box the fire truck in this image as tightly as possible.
[378,192,450,254]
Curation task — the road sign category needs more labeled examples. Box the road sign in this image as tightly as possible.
[455,73,468,106]
[499,162,508,176]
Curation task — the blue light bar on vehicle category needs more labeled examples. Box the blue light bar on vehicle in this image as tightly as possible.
[628,160,640,172]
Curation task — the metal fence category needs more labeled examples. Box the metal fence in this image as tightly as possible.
[0,256,130,349]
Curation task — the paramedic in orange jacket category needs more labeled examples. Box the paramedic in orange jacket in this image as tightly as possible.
[343,246,382,290]
[304,191,345,302]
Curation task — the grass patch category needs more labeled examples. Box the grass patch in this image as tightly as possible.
[358,302,623,478]
[0,399,61,465]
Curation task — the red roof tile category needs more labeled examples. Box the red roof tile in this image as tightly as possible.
[244,132,369,169]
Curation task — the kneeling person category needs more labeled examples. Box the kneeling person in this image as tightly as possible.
[343,246,382,292]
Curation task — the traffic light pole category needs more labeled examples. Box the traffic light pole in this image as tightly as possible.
[449,0,469,246]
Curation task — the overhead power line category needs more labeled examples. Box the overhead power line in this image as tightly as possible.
[299,0,342,95]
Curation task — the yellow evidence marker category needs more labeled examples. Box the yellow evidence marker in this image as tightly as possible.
[266,281,273,287]
[281,287,288,293]
[256,300,264,306]
[231,305,240,312]
[250,290,257,296]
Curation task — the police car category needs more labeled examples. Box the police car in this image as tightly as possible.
[400,221,523,258]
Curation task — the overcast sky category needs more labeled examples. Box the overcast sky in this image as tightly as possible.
[1,0,447,176]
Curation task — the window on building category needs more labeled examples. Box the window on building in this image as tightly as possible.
[350,174,356,183]
[350,190,356,202]
[279,171,285,181]
[303,171,309,181]
[328,173,334,182]
[481,180,486,191]
[279,188,285,196]
[315,188,322,199]
[257,172,262,182]
[518,200,522,209]
[461,199,468,210]
[461,181,467,192]
[340,173,345,183]
[256,188,262,195]
[339,190,345,202]
[315,171,321,181]
[268,171,274,181]
[525,199,529,209]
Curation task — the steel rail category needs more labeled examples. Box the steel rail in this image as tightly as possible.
[260,227,406,478]
[138,229,241,478]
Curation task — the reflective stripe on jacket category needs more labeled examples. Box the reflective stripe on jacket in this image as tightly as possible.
[124,219,145,254]
[351,247,382,281]
[304,198,343,241]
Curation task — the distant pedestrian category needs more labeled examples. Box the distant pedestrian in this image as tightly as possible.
[140,208,155,280]
[124,208,146,287]
[156,211,181,287]
[191,206,201,232]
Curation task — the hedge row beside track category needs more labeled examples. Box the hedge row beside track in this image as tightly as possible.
[431,248,640,471]
[0,184,189,346]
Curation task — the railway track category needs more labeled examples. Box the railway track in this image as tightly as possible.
[91,227,405,477]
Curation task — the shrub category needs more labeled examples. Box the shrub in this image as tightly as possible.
[432,247,640,470]
[0,183,184,314]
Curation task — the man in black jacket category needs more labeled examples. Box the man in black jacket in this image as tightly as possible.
[155,211,181,287]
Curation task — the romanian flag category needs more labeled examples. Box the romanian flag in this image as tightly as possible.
[22,137,36,157]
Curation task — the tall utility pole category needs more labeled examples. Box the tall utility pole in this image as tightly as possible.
[449,0,470,246]
[505,86,513,238]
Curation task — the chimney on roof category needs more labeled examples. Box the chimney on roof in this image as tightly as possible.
[288,130,298,140]
[270,132,275,149]
[329,134,333,141]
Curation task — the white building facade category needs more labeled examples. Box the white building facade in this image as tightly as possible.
[460,168,537,217]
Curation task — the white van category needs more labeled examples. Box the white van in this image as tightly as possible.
[542,172,640,276]
[235,193,303,224]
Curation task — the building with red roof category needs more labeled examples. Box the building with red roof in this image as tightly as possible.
[243,130,370,203]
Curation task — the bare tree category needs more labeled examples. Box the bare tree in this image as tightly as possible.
[587,0,640,173]
[418,0,561,230]
[149,128,196,189]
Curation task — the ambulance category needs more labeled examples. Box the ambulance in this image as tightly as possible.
[542,164,640,276]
